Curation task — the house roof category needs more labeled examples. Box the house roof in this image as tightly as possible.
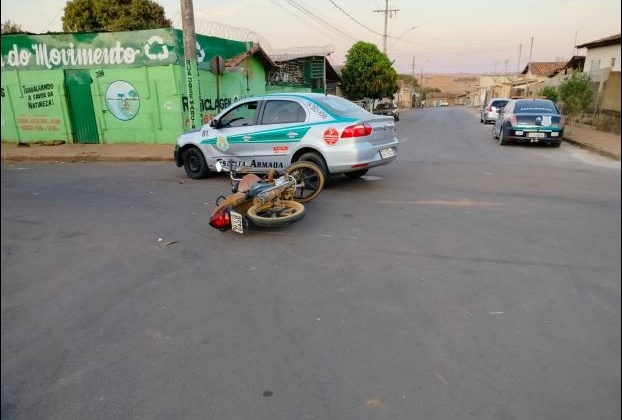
[576,33,621,49]
[521,61,568,76]
[225,43,278,71]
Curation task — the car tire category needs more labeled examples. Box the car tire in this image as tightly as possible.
[551,140,561,147]
[492,125,498,139]
[183,147,210,179]
[499,127,507,145]
[297,152,328,181]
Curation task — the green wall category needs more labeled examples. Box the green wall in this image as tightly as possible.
[1,28,271,145]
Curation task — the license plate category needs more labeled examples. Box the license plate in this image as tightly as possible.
[527,132,546,138]
[230,210,244,234]
[379,148,395,159]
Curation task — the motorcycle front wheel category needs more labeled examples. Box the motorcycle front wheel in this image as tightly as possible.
[284,161,325,203]
[246,200,306,227]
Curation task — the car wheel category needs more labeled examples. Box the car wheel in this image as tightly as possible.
[345,169,368,179]
[297,152,328,181]
[499,127,507,145]
[551,140,561,148]
[183,147,210,179]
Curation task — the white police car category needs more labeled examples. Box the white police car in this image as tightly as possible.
[174,93,399,180]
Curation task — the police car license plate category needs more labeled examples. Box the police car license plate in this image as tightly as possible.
[380,148,395,159]
[230,210,244,234]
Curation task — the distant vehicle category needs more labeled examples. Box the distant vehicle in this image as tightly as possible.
[174,93,399,180]
[373,102,400,121]
[440,101,449,107]
[480,98,510,124]
[491,98,564,147]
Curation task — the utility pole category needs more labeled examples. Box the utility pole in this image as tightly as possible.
[411,55,415,83]
[181,0,202,130]
[517,43,522,73]
[374,0,400,54]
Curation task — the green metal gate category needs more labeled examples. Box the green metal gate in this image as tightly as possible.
[65,70,99,144]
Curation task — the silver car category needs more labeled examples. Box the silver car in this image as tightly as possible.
[480,98,510,124]
[174,93,399,180]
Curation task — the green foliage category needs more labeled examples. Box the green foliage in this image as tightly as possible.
[558,72,594,122]
[540,86,559,103]
[1,20,23,34]
[62,0,172,32]
[340,41,399,102]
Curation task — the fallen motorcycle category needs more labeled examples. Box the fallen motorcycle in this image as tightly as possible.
[209,160,325,233]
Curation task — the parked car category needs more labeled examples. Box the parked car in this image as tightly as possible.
[491,98,564,147]
[440,101,449,107]
[373,102,400,121]
[174,93,399,180]
[480,97,509,124]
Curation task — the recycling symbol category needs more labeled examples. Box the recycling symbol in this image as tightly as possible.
[144,35,169,60]
[196,41,205,62]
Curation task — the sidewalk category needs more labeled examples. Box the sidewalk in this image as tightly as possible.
[1,124,620,162]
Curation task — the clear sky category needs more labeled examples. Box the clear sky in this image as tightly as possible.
[2,0,620,74]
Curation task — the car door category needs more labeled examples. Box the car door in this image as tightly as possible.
[202,100,259,164]
[251,99,309,169]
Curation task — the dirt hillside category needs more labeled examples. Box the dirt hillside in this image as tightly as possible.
[422,74,481,95]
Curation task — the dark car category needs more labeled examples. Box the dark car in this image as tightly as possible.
[373,102,400,121]
[491,98,564,147]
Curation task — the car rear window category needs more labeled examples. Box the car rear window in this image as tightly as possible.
[491,100,508,108]
[515,100,557,113]
[314,96,372,118]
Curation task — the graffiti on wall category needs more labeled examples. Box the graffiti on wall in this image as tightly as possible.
[17,115,61,132]
[23,83,55,109]
[105,80,140,121]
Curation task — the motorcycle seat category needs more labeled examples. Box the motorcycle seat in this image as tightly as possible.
[237,173,261,192]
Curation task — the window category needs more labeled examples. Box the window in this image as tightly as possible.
[220,101,258,128]
[261,100,306,125]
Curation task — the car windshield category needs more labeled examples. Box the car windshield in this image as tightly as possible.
[515,101,557,113]
[313,95,372,118]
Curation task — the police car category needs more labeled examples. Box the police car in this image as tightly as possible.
[174,93,399,180]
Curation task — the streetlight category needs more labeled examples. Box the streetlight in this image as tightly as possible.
[387,25,419,52]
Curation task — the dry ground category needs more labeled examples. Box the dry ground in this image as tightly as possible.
[421,73,481,95]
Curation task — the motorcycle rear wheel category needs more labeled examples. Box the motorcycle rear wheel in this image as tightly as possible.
[284,161,325,203]
[246,200,306,227]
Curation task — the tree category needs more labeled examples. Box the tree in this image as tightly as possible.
[1,20,23,34]
[540,86,559,103]
[340,41,398,103]
[62,0,171,32]
[558,71,594,123]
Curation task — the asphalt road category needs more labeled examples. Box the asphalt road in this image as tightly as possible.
[2,106,620,420]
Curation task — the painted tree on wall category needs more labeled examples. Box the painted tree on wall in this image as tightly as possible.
[340,41,399,103]
[62,0,172,32]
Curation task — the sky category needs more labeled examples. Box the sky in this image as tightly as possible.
[2,0,621,74]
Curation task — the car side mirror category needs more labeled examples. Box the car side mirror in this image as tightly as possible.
[210,119,219,128]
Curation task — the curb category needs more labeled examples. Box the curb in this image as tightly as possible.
[1,155,173,163]
[562,136,621,161]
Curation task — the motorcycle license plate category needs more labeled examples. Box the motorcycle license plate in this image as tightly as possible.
[230,210,244,234]
[379,147,394,159]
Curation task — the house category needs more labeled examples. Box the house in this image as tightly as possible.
[575,33,621,133]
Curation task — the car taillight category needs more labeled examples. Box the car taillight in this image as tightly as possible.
[341,123,372,138]
[487,106,492,112]
[209,207,231,230]
[508,115,518,126]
